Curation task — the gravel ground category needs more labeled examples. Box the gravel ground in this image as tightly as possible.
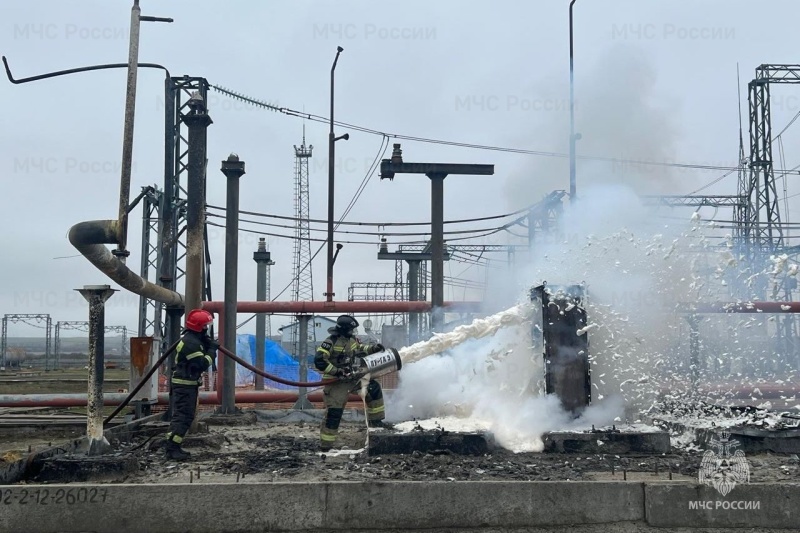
[40,417,798,486]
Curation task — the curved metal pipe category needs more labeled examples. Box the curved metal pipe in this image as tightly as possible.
[68,220,184,306]
[3,55,184,308]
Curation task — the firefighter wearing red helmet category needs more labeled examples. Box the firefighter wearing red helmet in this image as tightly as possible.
[314,314,389,451]
[163,308,218,461]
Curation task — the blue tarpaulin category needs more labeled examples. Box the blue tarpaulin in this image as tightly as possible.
[234,334,321,389]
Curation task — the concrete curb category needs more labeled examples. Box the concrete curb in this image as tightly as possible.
[0,481,797,532]
[646,482,800,529]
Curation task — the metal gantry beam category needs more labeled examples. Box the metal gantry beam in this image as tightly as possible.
[379,143,494,331]
[1,314,52,370]
[348,282,406,302]
[135,76,209,366]
[392,258,405,325]
[640,195,747,208]
[54,322,129,369]
[137,185,163,337]
[738,64,800,263]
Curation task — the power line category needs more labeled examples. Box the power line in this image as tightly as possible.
[236,134,392,330]
[207,212,523,237]
[205,203,532,227]
[211,84,800,175]
[212,221,510,245]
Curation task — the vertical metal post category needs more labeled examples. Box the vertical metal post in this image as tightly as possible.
[54,323,61,370]
[45,316,52,371]
[77,285,116,455]
[138,189,152,336]
[293,315,314,410]
[0,317,5,368]
[407,260,420,343]
[160,78,179,372]
[184,94,213,313]
[115,1,142,258]
[568,0,577,205]
[220,154,245,414]
[327,46,344,302]
[163,306,183,420]
[429,173,446,332]
[253,238,272,390]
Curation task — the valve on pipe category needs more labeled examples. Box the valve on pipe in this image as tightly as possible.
[354,348,402,379]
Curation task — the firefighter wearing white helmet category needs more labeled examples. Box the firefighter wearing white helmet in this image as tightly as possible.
[314,314,389,451]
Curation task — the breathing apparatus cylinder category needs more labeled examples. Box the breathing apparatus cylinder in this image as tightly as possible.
[355,347,402,378]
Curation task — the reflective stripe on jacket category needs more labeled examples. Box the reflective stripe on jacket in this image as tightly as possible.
[171,330,215,386]
[314,334,379,379]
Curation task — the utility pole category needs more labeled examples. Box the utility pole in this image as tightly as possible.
[326,46,349,301]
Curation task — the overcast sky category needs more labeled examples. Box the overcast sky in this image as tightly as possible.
[2,0,800,338]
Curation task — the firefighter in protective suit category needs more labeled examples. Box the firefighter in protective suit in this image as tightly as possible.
[164,309,218,461]
[315,315,389,451]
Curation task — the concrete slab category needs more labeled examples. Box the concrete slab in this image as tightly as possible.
[543,431,670,454]
[368,431,493,456]
[325,481,644,530]
[645,482,800,529]
[0,481,644,533]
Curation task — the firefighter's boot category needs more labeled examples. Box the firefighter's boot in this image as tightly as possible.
[164,439,191,461]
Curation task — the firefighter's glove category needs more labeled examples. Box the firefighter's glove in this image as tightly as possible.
[374,344,385,353]
[203,337,220,351]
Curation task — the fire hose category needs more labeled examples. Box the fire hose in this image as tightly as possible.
[105,341,401,426]
[103,339,180,425]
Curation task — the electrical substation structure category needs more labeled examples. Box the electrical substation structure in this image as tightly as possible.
[291,130,315,361]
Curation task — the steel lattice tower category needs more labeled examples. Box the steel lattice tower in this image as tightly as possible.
[738,65,800,265]
[291,129,314,358]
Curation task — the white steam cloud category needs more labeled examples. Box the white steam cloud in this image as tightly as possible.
[382,45,798,452]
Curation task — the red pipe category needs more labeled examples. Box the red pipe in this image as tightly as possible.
[201,300,482,313]
[681,302,800,313]
[0,391,360,408]
[659,383,800,398]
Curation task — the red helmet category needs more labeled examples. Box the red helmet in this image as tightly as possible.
[185,309,213,332]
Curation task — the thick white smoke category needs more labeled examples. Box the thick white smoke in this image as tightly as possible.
[382,45,798,451]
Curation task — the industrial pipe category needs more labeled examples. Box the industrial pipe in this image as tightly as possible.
[201,300,482,314]
[681,302,800,313]
[0,391,360,408]
[115,0,142,258]
[5,380,798,408]
[659,383,800,398]
[68,221,184,307]
[3,52,182,307]
[220,154,245,413]
[183,96,213,312]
